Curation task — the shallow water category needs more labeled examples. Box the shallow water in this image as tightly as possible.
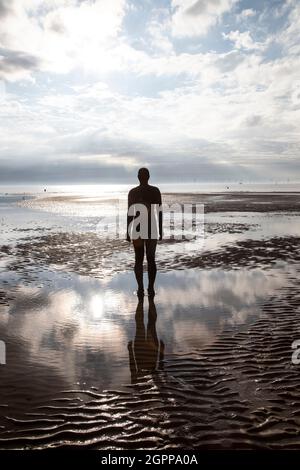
[0,264,292,404]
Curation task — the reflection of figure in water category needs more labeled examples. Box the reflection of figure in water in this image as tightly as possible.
[127,168,163,298]
[128,298,164,384]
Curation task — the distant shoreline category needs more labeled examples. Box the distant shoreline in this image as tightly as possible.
[1,181,300,197]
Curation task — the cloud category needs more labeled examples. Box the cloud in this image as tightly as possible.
[244,114,263,127]
[171,0,238,37]
[0,0,13,18]
[223,30,268,51]
[236,8,256,21]
[0,47,40,80]
[276,1,300,55]
[0,0,127,77]
[146,11,174,54]
[0,148,251,184]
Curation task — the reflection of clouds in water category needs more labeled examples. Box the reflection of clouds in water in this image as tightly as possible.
[0,283,129,388]
[151,268,286,351]
[226,307,257,327]
[173,319,213,350]
[156,269,284,309]
[107,267,288,351]
[0,265,292,390]
[163,270,284,340]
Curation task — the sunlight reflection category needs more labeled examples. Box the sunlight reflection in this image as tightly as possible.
[89,294,105,319]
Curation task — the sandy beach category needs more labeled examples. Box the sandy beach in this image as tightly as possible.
[1,190,300,449]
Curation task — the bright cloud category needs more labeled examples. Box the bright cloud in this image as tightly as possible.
[223,30,268,50]
[0,0,127,76]
[171,0,239,37]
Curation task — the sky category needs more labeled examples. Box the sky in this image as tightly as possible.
[0,0,300,184]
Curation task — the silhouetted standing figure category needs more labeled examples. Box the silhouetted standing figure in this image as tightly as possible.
[127,168,163,298]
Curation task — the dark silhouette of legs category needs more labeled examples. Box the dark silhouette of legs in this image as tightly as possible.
[146,240,157,295]
[134,242,144,294]
[134,240,157,296]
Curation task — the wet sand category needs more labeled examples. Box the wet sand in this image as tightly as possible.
[1,191,300,449]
